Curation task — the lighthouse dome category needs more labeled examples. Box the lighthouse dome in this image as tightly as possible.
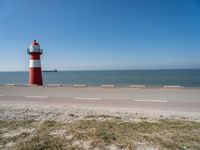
[31,40,40,46]
[28,40,42,53]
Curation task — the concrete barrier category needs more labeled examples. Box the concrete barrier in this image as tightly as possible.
[73,84,87,88]
[163,85,181,88]
[130,85,146,88]
[4,84,17,86]
[48,84,62,87]
[101,84,115,88]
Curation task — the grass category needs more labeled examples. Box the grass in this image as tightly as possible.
[0,118,200,149]
[0,120,34,130]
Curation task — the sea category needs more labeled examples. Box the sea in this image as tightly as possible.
[0,69,200,87]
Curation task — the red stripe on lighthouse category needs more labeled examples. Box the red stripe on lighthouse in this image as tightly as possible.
[29,68,43,85]
[30,53,41,60]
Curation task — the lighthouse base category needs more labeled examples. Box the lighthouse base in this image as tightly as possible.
[29,68,43,85]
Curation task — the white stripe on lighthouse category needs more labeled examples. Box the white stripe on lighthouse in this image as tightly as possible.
[29,60,41,68]
[30,45,41,52]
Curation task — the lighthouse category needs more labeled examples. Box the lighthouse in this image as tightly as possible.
[27,40,43,85]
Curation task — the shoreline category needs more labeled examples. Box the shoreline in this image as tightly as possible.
[1,84,200,89]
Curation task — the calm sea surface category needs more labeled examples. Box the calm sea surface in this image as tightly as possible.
[0,69,200,87]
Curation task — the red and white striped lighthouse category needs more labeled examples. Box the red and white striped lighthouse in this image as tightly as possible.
[27,40,43,85]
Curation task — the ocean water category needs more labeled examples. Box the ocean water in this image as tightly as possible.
[0,69,200,87]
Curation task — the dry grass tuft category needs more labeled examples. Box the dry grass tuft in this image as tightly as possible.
[0,119,200,149]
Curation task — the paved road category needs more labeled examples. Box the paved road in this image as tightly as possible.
[0,86,200,113]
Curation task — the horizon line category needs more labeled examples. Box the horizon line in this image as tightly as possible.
[0,68,200,72]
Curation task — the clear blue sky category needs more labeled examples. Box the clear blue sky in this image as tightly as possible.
[0,0,200,71]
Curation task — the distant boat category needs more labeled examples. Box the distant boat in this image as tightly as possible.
[42,69,58,72]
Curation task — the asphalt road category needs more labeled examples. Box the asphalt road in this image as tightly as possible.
[0,86,200,113]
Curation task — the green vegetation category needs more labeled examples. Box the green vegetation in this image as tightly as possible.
[0,118,200,150]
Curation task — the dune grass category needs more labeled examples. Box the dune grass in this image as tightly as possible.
[0,117,200,150]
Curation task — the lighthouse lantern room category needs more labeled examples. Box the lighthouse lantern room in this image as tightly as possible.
[27,40,43,85]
